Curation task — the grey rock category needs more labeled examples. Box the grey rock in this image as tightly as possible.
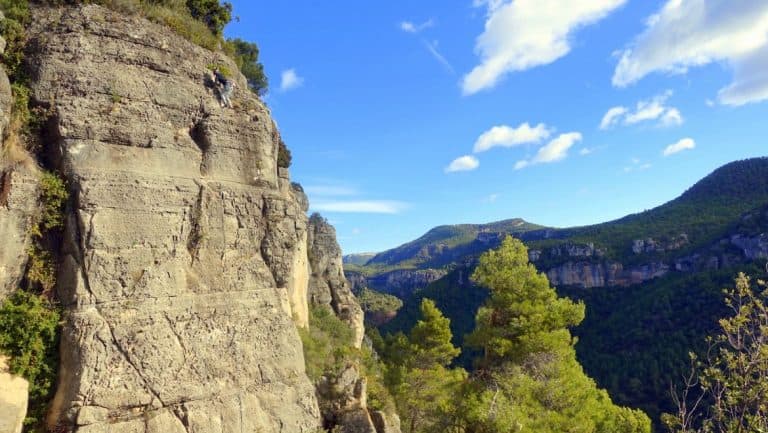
[365,268,447,299]
[0,168,38,301]
[27,5,319,432]
[308,213,364,347]
[546,261,669,288]
[370,410,402,433]
[731,234,768,260]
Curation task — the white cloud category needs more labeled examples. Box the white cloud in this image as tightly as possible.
[623,158,652,173]
[400,19,434,33]
[600,91,683,129]
[514,132,582,169]
[312,201,407,214]
[612,0,768,106]
[599,106,628,130]
[462,0,627,95]
[484,193,500,203]
[280,69,304,92]
[304,185,358,196]
[663,137,696,156]
[579,147,593,155]
[445,155,480,173]
[473,122,551,153]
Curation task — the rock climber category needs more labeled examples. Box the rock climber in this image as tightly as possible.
[212,68,236,108]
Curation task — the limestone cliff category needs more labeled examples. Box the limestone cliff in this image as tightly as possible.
[307,213,364,348]
[14,4,321,432]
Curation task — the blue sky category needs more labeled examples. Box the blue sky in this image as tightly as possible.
[225,0,768,254]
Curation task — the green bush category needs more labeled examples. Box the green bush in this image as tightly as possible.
[299,306,355,381]
[0,290,61,428]
[185,0,230,36]
[277,138,292,168]
[224,38,268,95]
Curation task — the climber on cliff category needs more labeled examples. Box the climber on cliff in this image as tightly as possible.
[212,68,236,108]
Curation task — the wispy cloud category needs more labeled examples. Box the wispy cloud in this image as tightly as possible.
[463,0,627,95]
[423,40,455,74]
[515,132,582,170]
[473,123,551,153]
[307,182,406,214]
[623,158,652,173]
[401,18,454,73]
[280,69,304,92]
[613,0,768,106]
[483,193,500,203]
[312,201,407,214]
[304,185,358,196]
[600,91,683,129]
[663,138,696,156]
[445,155,480,173]
[400,19,435,34]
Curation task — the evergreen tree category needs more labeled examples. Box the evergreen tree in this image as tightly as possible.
[387,299,467,433]
[461,236,651,433]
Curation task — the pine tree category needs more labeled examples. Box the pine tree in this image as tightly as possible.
[461,236,651,433]
[390,299,467,433]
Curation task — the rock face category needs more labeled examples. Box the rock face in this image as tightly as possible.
[0,168,38,300]
[0,356,28,433]
[0,41,39,301]
[27,5,319,432]
[546,261,669,289]
[364,268,448,299]
[308,213,364,347]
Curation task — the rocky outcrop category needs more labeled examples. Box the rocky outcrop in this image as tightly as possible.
[345,270,368,294]
[546,261,669,289]
[730,234,768,260]
[0,356,28,433]
[308,213,364,348]
[631,234,688,254]
[0,32,39,301]
[27,5,319,432]
[365,268,447,299]
[0,167,38,301]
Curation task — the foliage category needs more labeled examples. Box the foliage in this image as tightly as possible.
[277,138,291,168]
[185,0,231,36]
[299,305,396,414]
[459,236,651,433]
[224,38,268,95]
[381,267,487,369]
[0,291,61,428]
[376,299,467,433]
[357,288,402,315]
[664,273,768,433]
[299,305,356,381]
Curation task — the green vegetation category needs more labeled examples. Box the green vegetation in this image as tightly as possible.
[375,299,466,433]
[663,273,768,432]
[0,291,60,429]
[184,0,231,36]
[277,137,291,168]
[375,238,651,433]
[458,237,650,433]
[299,306,395,413]
[225,38,268,95]
[357,288,402,315]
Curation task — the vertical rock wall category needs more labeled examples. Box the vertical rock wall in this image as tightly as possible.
[307,213,364,348]
[25,5,319,432]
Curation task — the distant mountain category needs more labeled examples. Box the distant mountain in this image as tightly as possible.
[342,252,377,266]
[365,218,546,270]
[353,157,768,427]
